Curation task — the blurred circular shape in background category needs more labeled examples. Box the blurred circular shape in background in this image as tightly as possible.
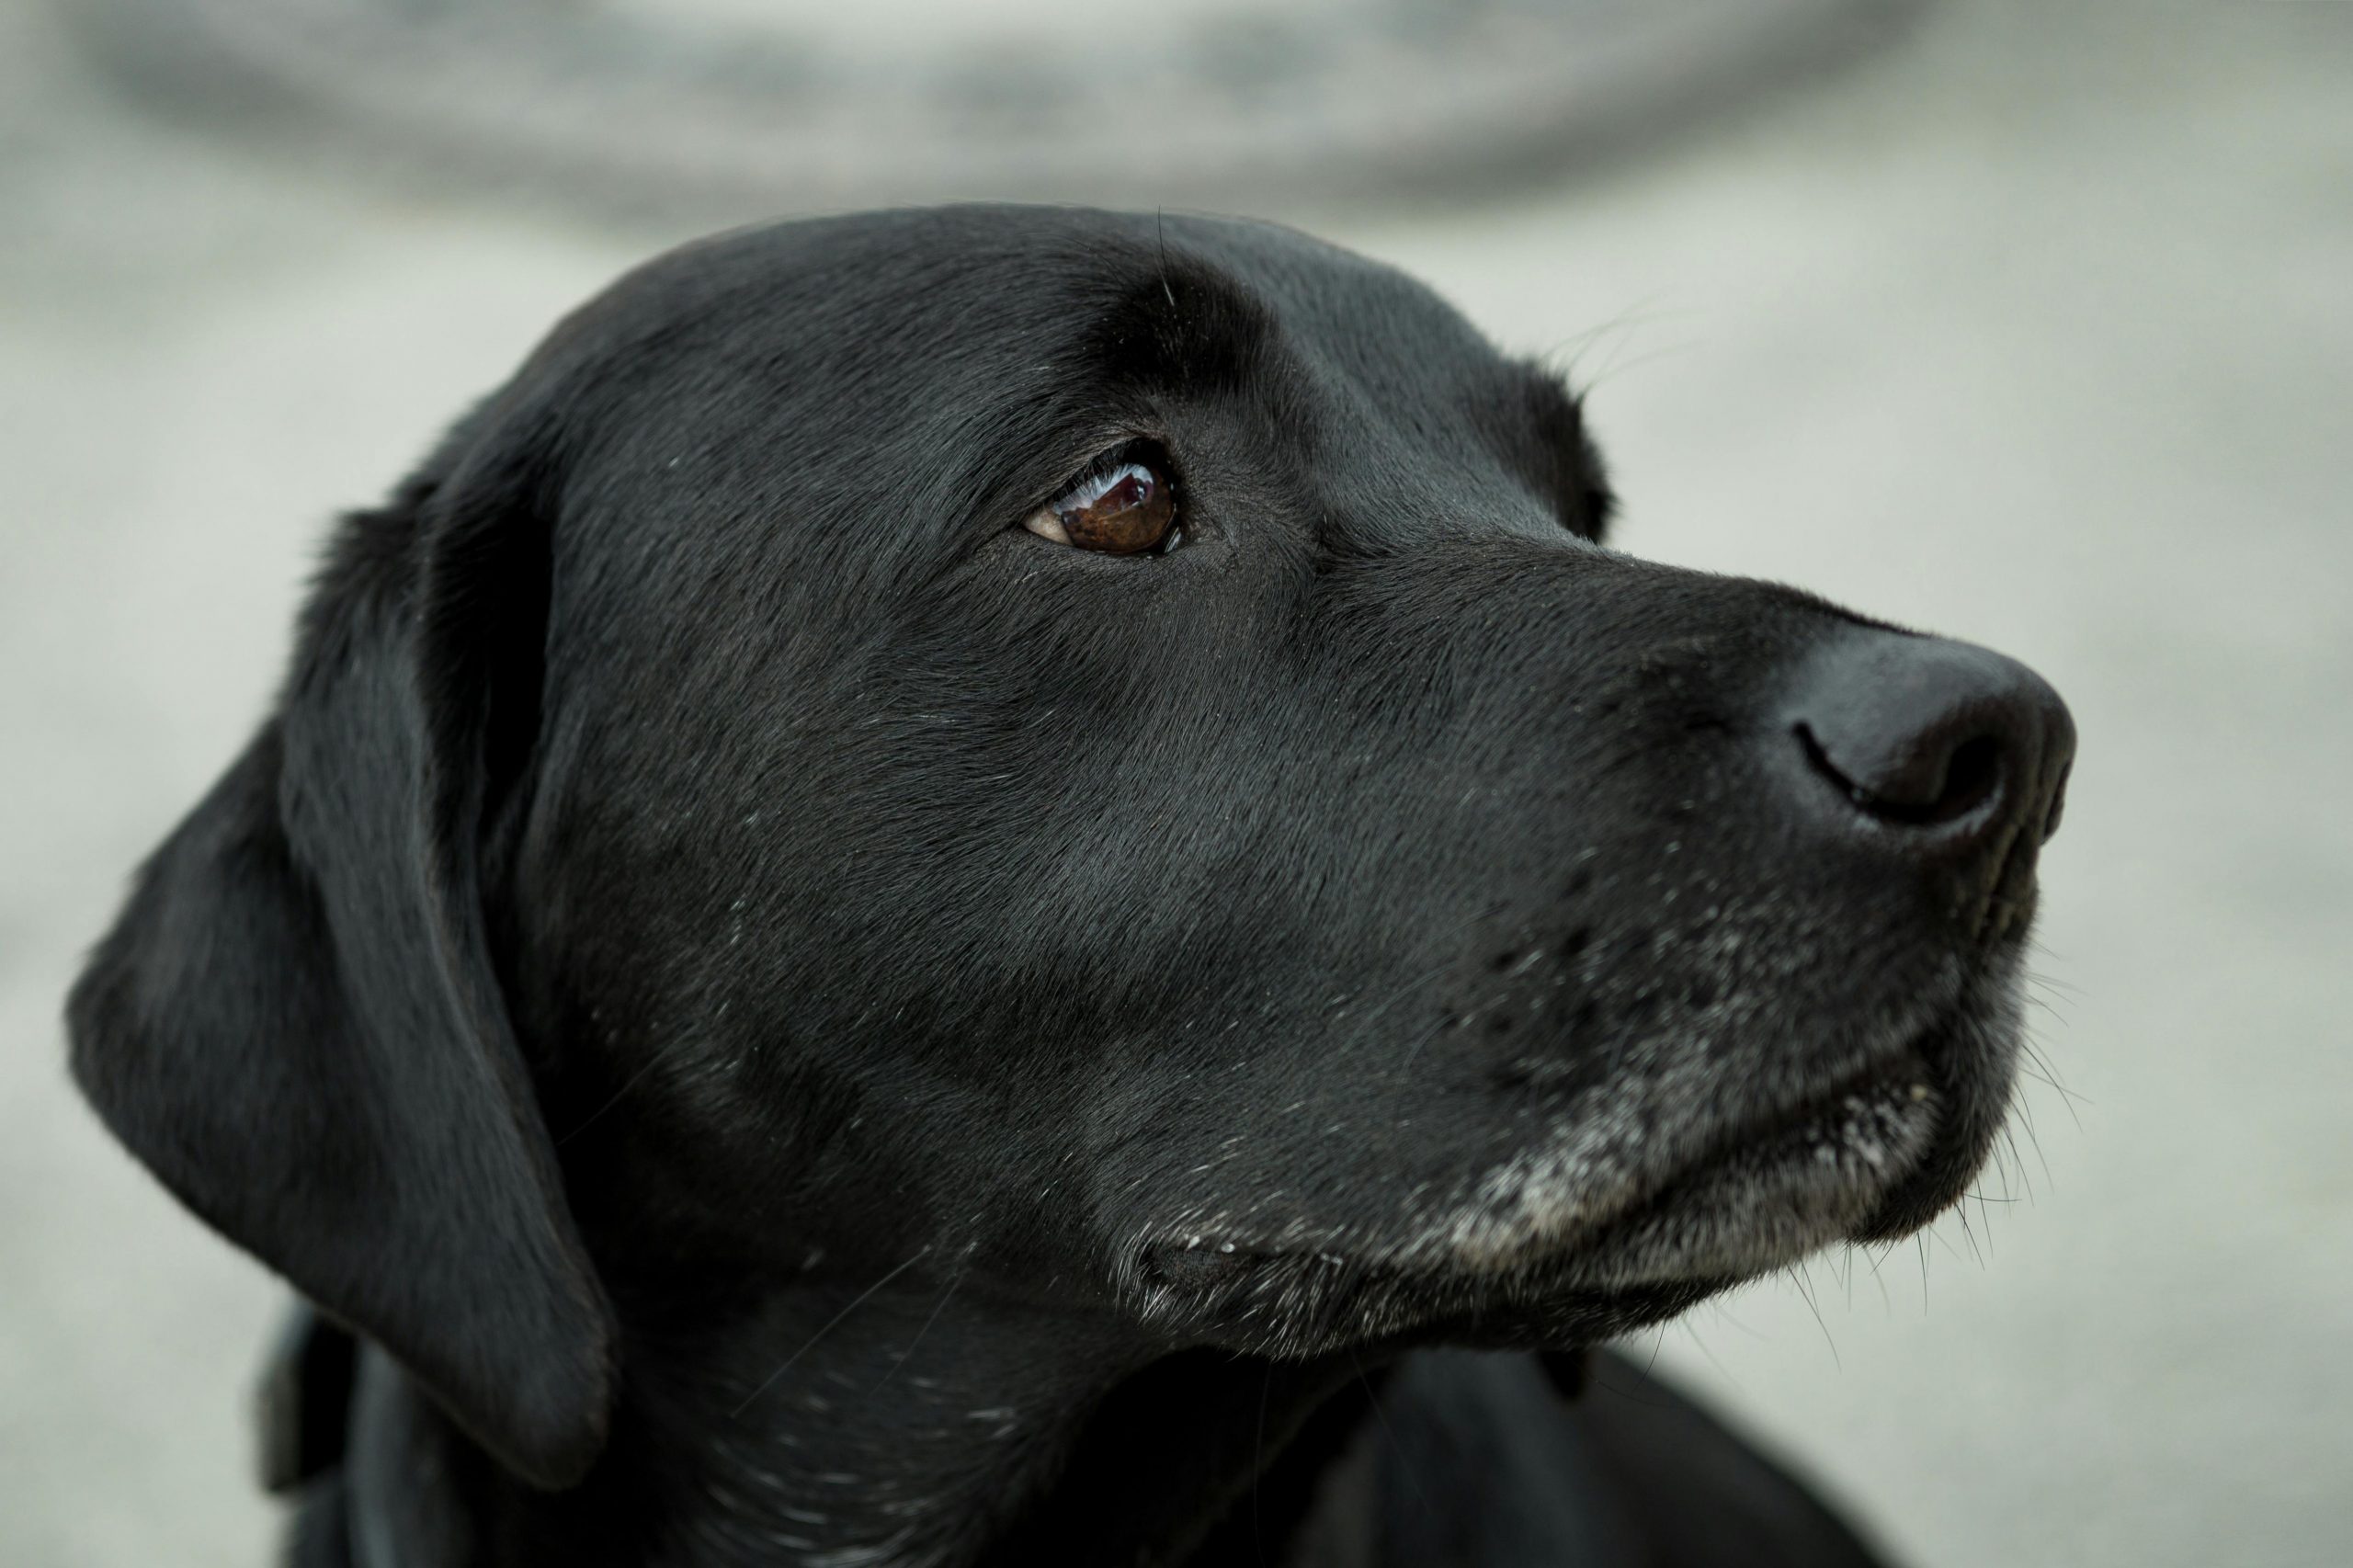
[67,0,1927,219]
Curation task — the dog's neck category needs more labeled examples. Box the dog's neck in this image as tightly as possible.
[643,1282,1167,1567]
[381,1270,1374,1567]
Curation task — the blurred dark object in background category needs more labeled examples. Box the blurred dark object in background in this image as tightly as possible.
[68,0,1927,220]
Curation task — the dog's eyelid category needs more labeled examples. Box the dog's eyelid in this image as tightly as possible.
[1513,365,1610,540]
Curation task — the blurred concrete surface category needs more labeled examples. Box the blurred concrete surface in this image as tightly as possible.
[60,0,1928,217]
[2,3,2347,1565]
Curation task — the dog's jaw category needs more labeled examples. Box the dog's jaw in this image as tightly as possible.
[1433,1058,1941,1282]
[1115,949,2029,1361]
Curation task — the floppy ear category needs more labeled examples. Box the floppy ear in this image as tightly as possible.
[66,423,615,1489]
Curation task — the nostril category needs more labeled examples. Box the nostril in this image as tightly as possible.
[1932,734,2003,821]
[1795,721,2006,830]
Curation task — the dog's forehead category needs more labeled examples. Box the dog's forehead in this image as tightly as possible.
[545,208,1521,426]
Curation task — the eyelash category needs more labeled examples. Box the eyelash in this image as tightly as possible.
[1065,438,1160,496]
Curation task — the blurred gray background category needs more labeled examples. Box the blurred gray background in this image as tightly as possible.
[4,2,2347,1564]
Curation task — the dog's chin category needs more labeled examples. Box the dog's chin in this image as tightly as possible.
[1125,963,2026,1360]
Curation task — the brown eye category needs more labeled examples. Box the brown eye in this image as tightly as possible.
[1024,459,1180,555]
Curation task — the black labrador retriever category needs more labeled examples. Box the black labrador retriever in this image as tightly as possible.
[68,206,2074,1566]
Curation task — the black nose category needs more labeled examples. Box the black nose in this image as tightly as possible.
[1787,632,2075,927]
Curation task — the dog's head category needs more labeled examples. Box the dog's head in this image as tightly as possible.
[68,208,2072,1488]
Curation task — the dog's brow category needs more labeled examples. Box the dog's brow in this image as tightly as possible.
[1506,362,1613,538]
[1518,363,1587,445]
[1076,261,1276,399]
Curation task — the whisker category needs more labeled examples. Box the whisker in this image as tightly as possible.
[1580,338,1699,395]
[1786,1263,1840,1369]
[731,1250,929,1417]
[1677,1315,1741,1387]
[556,1050,676,1146]
[1998,1124,2040,1202]
[2021,1040,2091,1112]
[1350,1353,1435,1517]
[1397,1013,1455,1076]
[1536,296,1688,374]
[2020,991,2072,1028]
[869,1268,964,1397]
[2012,1096,2059,1183]
[2024,965,2085,999]
[1252,1363,1273,1568]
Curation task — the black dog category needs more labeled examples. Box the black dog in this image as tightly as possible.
[69,206,2073,1566]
